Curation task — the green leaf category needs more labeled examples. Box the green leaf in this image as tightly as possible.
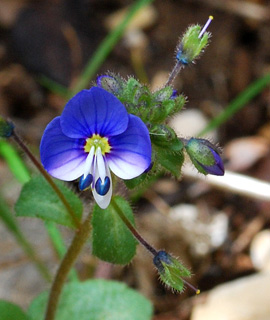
[28,280,152,320]
[15,175,82,228]
[156,147,184,177]
[0,300,30,320]
[92,196,137,264]
[124,173,147,189]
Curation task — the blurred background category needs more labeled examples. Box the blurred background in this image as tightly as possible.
[1,0,270,319]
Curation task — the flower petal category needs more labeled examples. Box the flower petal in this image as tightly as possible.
[92,160,112,209]
[60,87,129,139]
[40,117,86,181]
[107,114,151,179]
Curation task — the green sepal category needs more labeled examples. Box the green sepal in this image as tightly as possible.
[171,94,186,115]
[92,196,137,264]
[157,254,191,292]
[178,25,209,64]
[185,138,215,175]
[153,87,174,101]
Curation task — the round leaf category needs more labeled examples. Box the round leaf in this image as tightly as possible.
[0,300,30,320]
[92,196,137,264]
[28,280,152,320]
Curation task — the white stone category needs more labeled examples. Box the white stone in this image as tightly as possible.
[250,230,270,272]
[191,273,270,320]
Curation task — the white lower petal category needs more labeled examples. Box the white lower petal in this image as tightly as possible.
[96,147,106,183]
[83,146,95,178]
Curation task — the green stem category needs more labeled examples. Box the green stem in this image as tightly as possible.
[44,213,92,320]
[70,0,154,96]
[45,222,79,281]
[111,197,158,256]
[12,131,81,229]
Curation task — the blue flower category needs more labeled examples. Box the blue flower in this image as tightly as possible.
[40,87,152,209]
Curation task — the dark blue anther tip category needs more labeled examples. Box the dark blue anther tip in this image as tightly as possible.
[95,176,110,196]
[79,174,93,191]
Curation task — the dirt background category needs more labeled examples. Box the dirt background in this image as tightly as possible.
[1,0,270,319]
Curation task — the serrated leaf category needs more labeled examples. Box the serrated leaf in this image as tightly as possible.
[92,196,137,264]
[28,280,152,320]
[15,175,82,228]
[0,300,30,320]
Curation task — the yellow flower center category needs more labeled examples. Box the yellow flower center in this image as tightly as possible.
[84,134,111,155]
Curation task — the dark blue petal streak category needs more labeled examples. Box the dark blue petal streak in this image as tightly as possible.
[60,87,129,139]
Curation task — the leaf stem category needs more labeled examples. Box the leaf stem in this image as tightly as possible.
[111,197,158,256]
[44,213,92,320]
[12,131,81,229]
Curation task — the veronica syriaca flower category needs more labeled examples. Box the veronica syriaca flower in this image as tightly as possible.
[40,87,152,209]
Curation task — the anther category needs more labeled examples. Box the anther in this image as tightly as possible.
[79,174,93,191]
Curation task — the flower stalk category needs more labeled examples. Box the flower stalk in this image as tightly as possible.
[111,197,158,256]
[12,131,81,229]
[44,212,92,320]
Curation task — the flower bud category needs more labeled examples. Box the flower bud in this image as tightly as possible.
[153,250,199,294]
[0,116,14,138]
[185,138,224,176]
[96,74,123,95]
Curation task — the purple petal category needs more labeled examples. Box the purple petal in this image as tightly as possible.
[200,149,224,176]
[107,114,151,179]
[40,117,86,181]
[60,87,129,139]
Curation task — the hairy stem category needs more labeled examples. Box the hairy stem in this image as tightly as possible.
[12,131,80,229]
[165,61,184,87]
[111,197,158,256]
[44,213,92,320]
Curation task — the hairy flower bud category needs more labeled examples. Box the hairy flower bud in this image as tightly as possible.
[0,116,14,138]
[185,138,224,176]
[96,74,123,95]
[153,250,199,294]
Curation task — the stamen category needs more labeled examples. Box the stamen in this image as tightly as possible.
[79,174,93,191]
[95,176,110,196]
[198,15,213,39]
[96,147,106,182]
[83,146,95,178]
